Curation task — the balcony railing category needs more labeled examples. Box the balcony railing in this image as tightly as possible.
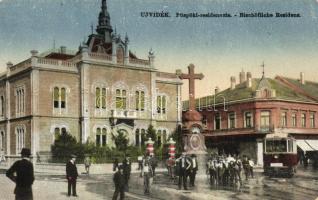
[111,110,137,119]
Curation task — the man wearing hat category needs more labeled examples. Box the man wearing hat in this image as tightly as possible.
[112,165,125,200]
[189,154,198,187]
[6,148,34,200]
[66,154,78,197]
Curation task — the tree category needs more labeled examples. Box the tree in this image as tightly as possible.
[146,124,157,146]
[169,125,183,155]
[112,130,129,152]
[51,131,81,162]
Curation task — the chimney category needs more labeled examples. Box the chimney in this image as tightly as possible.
[300,72,305,85]
[230,76,236,90]
[215,86,220,94]
[60,46,67,54]
[239,69,246,84]
[246,72,252,88]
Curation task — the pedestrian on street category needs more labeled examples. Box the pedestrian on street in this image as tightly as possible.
[123,156,131,191]
[84,155,91,175]
[112,165,125,200]
[138,155,143,170]
[189,154,198,187]
[177,152,191,190]
[113,158,119,172]
[66,154,78,197]
[149,155,158,177]
[242,155,250,180]
[143,159,153,195]
[6,148,34,200]
[248,157,254,178]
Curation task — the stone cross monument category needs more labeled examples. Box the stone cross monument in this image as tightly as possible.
[177,64,207,154]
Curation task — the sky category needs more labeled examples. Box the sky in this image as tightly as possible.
[0,0,318,99]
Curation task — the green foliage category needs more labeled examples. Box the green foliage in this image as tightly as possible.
[169,125,183,155]
[146,124,157,146]
[112,130,129,152]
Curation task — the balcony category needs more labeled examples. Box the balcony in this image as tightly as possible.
[111,110,137,119]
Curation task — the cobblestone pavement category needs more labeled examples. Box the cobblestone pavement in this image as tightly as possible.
[1,166,318,200]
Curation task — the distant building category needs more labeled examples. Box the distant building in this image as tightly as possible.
[0,0,182,159]
[184,70,318,165]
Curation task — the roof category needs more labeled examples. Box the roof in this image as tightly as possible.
[280,77,318,100]
[183,77,317,110]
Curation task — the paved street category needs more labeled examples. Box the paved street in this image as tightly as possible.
[1,166,318,200]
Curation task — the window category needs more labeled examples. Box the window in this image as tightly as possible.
[157,95,167,114]
[215,113,221,130]
[265,139,287,153]
[141,129,146,145]
[244,112,252,128]
[135,91,145,111]
[53,87,67,109]
[135,129,140,146]
[135,128,146,146]
[116,89,127,109]
[0,96,4,117]
[96,128,107,147]
[310,112,315,128]
[16,87,25,115]
[291,113,297,127]
[0,131,4,151]
[281,112,287,127]
[96,87,107,109]
[202,115,207,126]
[260,111,270,131]
[16,126,25,154]
[301,113,306,128]
[228,112,235,129]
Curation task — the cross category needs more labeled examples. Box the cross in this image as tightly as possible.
[178,64,204,111]
[261,61,265,78]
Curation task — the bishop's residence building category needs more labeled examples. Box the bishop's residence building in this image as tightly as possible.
[0,0,182,159]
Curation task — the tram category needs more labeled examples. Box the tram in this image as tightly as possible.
[263,133,298,177]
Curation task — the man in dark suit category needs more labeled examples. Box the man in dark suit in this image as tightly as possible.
[112,165,125,200]
[66,154,78,197]
[177,152,191,190]
[6,148,34,200]
[189,154,198,187]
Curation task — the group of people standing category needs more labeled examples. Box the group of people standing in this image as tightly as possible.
[206,153,254,186]
[170,152,198,190]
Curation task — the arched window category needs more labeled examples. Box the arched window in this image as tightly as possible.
[135,91,145,111]
[54,128,60,140]
[116,89,127,109]
[96,87,101,108]
[16,87,25,115]
[96,127,107,147]
[96,87,107,109]
[96,128,101,146]
[16,126,25,154]
[157,95,167,114]
[53,87,67,109]
[102,128,107,146]
[61,88,66,108]
[54,87,59,108]
[0,131,4,151]
[0,96,5,116]
[141,129,146,146]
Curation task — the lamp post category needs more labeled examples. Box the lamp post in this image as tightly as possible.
[145,137,154,156]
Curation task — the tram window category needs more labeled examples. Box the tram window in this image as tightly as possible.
[266,139,287,152]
